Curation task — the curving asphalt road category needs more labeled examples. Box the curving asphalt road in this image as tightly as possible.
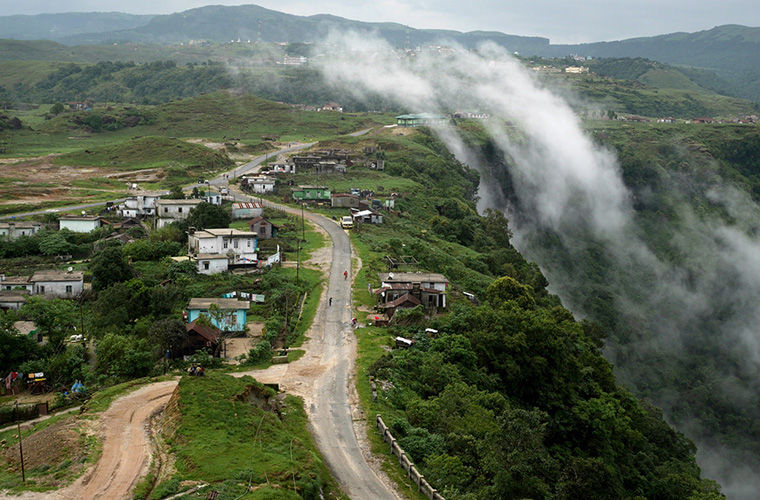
[245,193,399,499]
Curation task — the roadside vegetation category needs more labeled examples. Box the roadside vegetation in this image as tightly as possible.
[145,372,343,500]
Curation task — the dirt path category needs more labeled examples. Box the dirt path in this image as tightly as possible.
[1,381,178,500]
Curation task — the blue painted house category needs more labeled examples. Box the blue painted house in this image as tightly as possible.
[187,298,250,332]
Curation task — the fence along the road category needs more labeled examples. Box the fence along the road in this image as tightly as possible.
[376,414,445,500]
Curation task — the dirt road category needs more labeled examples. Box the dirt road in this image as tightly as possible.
[2,381,177,500]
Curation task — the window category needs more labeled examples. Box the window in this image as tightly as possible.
[66,285,72,293]
[233,239,239,249]
[203,261,209,270]
[178,207,183,213]
[223,238,228,249]
[39,285,45,294]
[247,239,252,247]
[164,207,169,213]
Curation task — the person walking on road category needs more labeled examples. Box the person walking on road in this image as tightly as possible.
[344,270,348,280]
[329,297,333,306]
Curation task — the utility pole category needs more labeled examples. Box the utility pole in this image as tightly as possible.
[301,202,305,242]
[15,402,25,483]
[296,239,300,285]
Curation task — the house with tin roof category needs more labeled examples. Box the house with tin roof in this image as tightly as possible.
[187,298,250,332]
[375,272,449,313]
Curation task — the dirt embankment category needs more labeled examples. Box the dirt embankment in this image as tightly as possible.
[2,417,89,490]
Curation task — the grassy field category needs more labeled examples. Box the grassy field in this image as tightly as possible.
[159,372,344,500]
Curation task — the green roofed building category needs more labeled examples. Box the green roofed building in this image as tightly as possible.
[292,185,331,202]
[396,113,448,127]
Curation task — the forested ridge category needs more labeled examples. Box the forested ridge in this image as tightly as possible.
[346,129,723,499]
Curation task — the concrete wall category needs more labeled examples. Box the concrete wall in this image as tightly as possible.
[59,219,101,233]
[196,258,228,275]
[376,414,445,500]
[35,280,83,298]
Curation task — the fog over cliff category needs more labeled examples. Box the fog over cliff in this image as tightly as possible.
[314,32,760,498]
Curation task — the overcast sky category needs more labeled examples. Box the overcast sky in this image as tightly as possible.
[1,0,758,43]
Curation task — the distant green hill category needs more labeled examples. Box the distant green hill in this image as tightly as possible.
[553,25,760,101]
[0,12,152,41]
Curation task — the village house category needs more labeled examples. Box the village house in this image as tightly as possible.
[187,298,250,332]
[243,177,276,194]
[315,161,347,174]
[351,209,384,224]
[396,113,448,127]
[0,293,27,311]
[182,320,222,357]
[118,191,163,218]
[187,227,258,271]
[231,201,264,219]
[0,221,43,239]
[265,163,296,174]
[376,272,449,315]
[292,185,331,203]
[331,193,361,208]
[155,199,203,228]
[247,216,279,239]
[291,155,321,169]
[319,102,343,112]
[31,269,84,298]
[59,215,103,233]
[0,274,33,293]
[68,100,93,111]
[194,254,230,275]
[204,190,223,205]
[564,66,589,74]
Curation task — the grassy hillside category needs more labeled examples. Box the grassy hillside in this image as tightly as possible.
[555,71,758,118]
[156,373,342,499]
[54,136,233,177]
[151,92,392,140]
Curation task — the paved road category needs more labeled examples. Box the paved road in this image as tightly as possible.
[237,191,399,499]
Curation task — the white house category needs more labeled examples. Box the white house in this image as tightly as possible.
[194,254,230,274]
[118,191,163,218]
[0,275,33,293]
[0,221,43,239]
[59,216,103,233]
[247,177,275,194]
[188,228,258,272]
[31,270,84,298]
[205,191,223,205]
[155,199,203,229]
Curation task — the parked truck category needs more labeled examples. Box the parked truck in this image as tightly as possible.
[340,216,354,229]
